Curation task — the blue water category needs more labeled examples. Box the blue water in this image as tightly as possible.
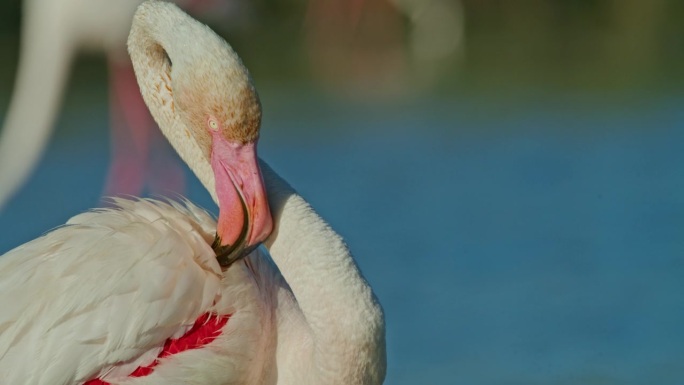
[1,94,684,384]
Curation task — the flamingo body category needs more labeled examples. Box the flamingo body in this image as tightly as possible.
[0,198,295,384]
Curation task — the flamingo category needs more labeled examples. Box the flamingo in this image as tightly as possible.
[0,0,236,210]
[0,2,386,384]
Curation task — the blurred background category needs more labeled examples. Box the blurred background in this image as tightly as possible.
[1,0,684,383]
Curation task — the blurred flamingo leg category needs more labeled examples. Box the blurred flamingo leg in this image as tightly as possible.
[104,57,185,199]
[146,115,186,196]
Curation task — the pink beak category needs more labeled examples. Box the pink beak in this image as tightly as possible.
[210,133,273,266]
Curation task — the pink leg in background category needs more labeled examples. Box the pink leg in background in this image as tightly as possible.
[146,118,186,197]
[104,57,185,200]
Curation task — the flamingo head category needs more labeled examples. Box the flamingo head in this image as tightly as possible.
[128,1,273,267]
[172,42,272,268]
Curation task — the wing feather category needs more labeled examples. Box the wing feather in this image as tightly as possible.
[0,199,221,385]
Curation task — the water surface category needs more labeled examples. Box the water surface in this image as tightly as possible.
[1,93,683,384]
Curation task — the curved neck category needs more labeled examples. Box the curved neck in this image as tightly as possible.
[260,162,386,384]
[127,2,217,202]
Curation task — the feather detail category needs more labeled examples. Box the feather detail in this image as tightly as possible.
[85,313,230,385]
[0,199,223,385]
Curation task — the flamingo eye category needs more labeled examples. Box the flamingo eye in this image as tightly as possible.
[208,118,219,131]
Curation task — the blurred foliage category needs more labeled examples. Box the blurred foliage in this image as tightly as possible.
[0,0,683,99]
[461,0,684,93]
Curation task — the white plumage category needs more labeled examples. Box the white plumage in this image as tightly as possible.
[0,1,386,384]
[0,199,222,383]
[0,198,290,384]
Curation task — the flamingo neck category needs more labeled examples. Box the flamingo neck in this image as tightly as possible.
[260,163,387,383]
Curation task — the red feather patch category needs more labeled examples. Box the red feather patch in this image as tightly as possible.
[85,313,230,384]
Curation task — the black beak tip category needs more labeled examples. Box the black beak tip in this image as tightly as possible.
[212,234,259,268]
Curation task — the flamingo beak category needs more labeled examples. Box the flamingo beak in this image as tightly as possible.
[209,134,273,267]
